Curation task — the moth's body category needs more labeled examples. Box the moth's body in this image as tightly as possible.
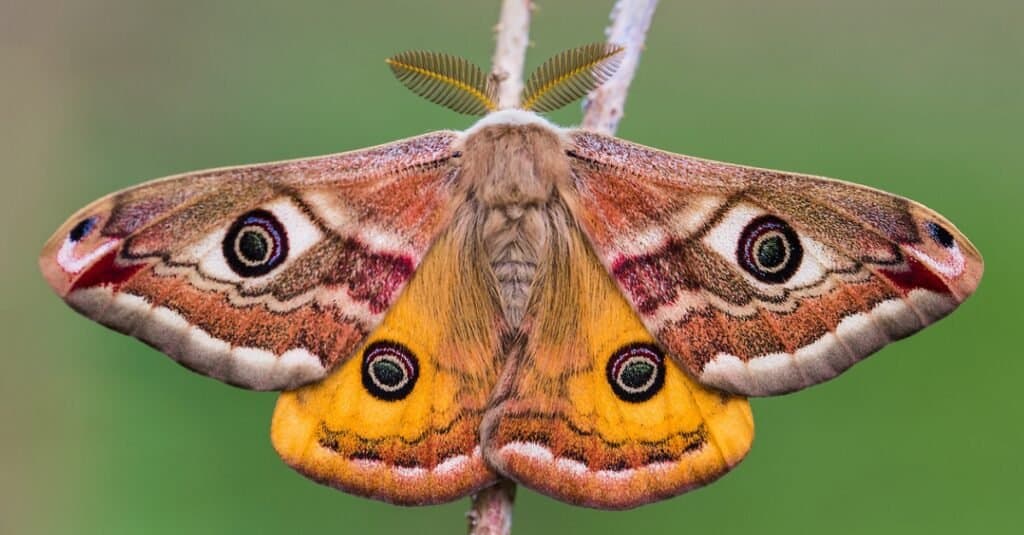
[41,106,982,508]
[459,112,569,325]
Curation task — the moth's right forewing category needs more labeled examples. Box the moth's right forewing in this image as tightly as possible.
[40,132,463,390]
[563,130,983,396]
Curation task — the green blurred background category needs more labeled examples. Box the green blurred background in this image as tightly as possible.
[3,0,1021,533]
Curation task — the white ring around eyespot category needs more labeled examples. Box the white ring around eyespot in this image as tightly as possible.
[615,355,660,394]
[368,353,410,392]
[232,226,275,267]
[751,230,792,274]
[191,199,324,285]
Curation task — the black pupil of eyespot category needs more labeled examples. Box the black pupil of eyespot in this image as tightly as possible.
[756,234,786,269]
[372,359,404,387]
[620,360,655,388]
[927,222,955,248]
[69,217,96,242]
[238,230,269,262]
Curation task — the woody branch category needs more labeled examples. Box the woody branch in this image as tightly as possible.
[490,0,533,108]
[582,0,659,135]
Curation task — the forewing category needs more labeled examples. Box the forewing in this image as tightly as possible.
[481,208,753,509]
[40,132,462,390]
[271,209,507,504]
[564,131,983,396]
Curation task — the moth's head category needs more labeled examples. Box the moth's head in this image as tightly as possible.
[386,43,624,116]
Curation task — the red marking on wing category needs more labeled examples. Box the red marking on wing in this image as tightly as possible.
[610,241,696,315]
[330,238,415,315]
[70,250,146,292]
[879,255,951,295]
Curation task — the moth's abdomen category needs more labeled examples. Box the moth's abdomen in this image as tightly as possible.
[460,120,570,327]
[482,204,547,327]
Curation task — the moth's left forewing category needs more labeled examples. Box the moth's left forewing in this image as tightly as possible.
[40,132,462,390]
[563,131,982,396]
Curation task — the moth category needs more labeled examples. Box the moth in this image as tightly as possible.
[40,44,983,509]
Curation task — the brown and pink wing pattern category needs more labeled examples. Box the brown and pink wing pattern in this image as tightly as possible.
[564,131,983,396]
[40,132,462,390]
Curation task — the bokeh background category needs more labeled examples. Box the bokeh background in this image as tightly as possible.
[3,0,1021,533]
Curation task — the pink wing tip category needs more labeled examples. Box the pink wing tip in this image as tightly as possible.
[39,211,137,297]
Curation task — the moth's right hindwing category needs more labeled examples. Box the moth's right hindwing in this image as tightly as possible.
[481,217,753,509]
[39,132,462,390]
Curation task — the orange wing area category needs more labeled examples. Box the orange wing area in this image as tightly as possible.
[482,224,754,509]
[271,226,506,504]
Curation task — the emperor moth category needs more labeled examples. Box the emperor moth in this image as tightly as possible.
[40,44,982,509]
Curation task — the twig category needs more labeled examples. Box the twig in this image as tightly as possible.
[467,480,517,535]
[489,0,533,108]
[581,0,659,134]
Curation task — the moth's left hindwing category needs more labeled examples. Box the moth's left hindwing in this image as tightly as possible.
[271,217,506,504]
[39,132,461,390]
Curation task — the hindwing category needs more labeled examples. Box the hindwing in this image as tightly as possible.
[481,205,753,509]
[272,214,507,504]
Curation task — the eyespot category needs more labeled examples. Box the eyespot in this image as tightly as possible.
[606,343,665,403]
[222,209,288,277]
[361,341,419,401]
[926,221,955,248]
[69,216,98,242]
[737,215,803,284]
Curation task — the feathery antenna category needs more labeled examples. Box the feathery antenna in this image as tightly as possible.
[386,51,497,116]
[521,43,625,113]
[387,44,625,115]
